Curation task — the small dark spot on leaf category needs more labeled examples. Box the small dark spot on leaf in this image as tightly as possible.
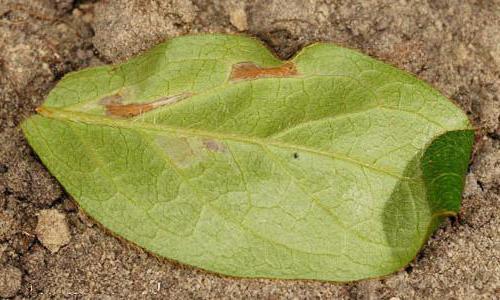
[293,152,299,159]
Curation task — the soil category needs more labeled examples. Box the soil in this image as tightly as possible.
[0,0,499,299]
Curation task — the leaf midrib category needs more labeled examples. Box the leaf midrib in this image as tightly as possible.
[37,107,412,180]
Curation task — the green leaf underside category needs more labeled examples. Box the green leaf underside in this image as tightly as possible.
[22,34,473,281]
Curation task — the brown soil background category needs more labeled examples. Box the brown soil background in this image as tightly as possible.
[0,0,499,299]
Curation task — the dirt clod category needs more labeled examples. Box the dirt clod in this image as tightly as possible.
[35,209,71,254]
[0,212,16,242]
[229,7,248,31]
[92,0,198,61]
[0,265,22,298]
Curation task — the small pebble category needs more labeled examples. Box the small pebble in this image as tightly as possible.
[72,8,82,17]
[36,209,71,253]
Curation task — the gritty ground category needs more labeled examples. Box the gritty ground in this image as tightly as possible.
[0,0,499,299]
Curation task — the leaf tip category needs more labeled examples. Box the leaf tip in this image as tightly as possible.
[35,106,52,117]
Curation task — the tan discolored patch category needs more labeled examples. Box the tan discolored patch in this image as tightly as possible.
[229,61,298,81]
[155,136,200,169]
[101,92,192,118]
[202,139,226,153]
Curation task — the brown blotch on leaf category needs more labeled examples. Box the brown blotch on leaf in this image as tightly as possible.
[202,139,226,153]
[101,92,192,118]
[105,101,155,118]
[229,61,298,81]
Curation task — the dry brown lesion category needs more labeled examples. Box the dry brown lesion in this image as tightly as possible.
[229,61,298,81]
[100,92,192,118]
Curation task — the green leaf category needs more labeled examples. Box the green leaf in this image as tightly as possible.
[22,34,474,281]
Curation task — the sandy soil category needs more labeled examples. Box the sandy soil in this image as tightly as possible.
[0,0,499,299]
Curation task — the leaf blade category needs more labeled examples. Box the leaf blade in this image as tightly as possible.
[22,34,473,281]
